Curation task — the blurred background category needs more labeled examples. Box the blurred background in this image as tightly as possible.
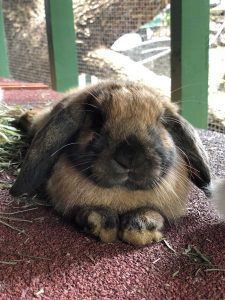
[2,0,225,132]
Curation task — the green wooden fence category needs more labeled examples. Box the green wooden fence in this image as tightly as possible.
[171,0,209,128]
[0,0,10,77]
[44,0,78,92]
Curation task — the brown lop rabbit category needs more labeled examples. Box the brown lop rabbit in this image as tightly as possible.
[10,80,225,246]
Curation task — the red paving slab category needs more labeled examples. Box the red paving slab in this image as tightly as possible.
[0,77,63,105]
[0,79,225,299]
[3,89,63,105]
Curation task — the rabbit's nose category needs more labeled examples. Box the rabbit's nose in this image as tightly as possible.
[112,155,131,170]
[113,150,145,169]
[113,136,145,169]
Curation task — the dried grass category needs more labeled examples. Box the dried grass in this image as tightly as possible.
[0,103,28,173]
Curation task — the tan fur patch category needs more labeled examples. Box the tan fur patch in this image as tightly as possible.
[20,106,53,134]
[87,212,117,243]
[141,211,164,230]
[99,228,117,243]
[121,229,163,246]
[87,211,102,234]
[105,84,164,140]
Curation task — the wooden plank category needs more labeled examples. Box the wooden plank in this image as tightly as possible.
[0,0,10,77]
[171,0,209,128]
[0,82,49,90]
[45,0,78,92]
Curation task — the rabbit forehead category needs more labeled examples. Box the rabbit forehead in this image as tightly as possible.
[103,86,164,137]
[108,85,163,119]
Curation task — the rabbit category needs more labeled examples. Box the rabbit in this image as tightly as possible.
[10,80,225,246]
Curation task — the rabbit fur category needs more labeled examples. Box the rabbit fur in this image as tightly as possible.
[10,80,217,246]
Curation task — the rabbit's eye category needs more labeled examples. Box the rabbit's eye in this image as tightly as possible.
[91,133,108,153]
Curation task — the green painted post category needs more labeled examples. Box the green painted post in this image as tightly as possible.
[45,0,78,91]
[0,0,10,77]
[171,0,209,128]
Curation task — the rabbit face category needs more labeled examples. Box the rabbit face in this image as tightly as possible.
[65,84,176,191]
[67,120,176,192]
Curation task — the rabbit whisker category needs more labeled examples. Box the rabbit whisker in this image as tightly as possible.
[153,179,174,226]
[175,147,192,169]
[51,143,82,157]
[171,82,204,95]
[156,181,175,225]
[80,166,93,173]
[71,161,93,168]
[160,179,180,225]
[176,149,203,181]
[86,90,101,104]
[65,153,97,159]
[93,132,103,138]
[162,117,183,126]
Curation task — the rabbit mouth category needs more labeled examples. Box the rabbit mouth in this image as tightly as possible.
[89,168,162,191]
[125,174,161,190]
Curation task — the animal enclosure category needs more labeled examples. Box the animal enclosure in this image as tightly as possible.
[1,0,225,132]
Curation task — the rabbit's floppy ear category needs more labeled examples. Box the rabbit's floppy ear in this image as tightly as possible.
[10,92,92,197]
[163,104,211,195]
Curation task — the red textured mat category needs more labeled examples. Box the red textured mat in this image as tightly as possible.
[0,80,225,299]
[1,130,225,299]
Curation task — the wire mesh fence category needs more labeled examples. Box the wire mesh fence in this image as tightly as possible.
[208,1,225,133]
[2,0,225,133]
[2,0,50,85]
[2,0,170,86]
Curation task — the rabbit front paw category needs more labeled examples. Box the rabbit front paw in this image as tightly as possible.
[74,206,119,243]
[119,208,164,246]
